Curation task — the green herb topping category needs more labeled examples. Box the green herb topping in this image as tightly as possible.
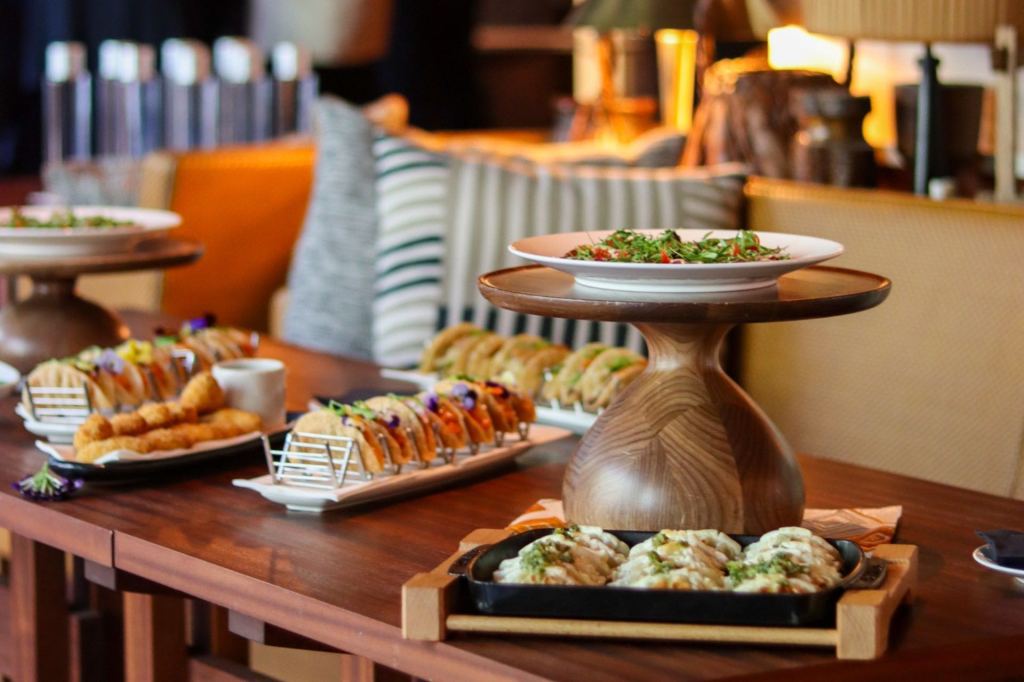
[565,229,789,264]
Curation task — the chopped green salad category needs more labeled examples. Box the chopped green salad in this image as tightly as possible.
[5,207,131,229]
[565,229,789,264]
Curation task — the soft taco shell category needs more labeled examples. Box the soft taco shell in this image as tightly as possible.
[541,342,607,404]
[579,349,645,409]
[293,410,385,474]
[23,359,116,412]
[586,361,647,411]
[489,334,546,383]
[515,345,569,397]
[465,333,505,380]
[365,396,432,462]
[419,323,480,373]
[448,331,499,377]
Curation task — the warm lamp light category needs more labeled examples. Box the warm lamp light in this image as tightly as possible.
[766,26,847,80]
[654,29,697,134]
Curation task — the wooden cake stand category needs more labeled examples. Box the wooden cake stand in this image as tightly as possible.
[0,238,203,372]
[478,265,891,533]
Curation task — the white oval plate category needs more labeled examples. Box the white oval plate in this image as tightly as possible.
[973,545,1024,585]
[0,206,181,258]
[509,229,844,293]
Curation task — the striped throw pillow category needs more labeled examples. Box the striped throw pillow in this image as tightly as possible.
[372,135,449,367]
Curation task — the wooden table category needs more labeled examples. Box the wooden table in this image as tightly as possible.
[1,329,1024,681]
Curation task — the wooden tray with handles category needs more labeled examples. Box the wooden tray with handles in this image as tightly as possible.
[402,529,918,660]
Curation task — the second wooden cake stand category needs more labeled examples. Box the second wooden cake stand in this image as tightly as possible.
[479,265,890,533]
[0,238,203,372]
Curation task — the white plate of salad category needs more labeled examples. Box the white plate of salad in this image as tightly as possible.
[0,206,181,259]
[509,229,844,293]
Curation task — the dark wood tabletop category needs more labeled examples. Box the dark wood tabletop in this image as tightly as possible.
[2,330,1023,681]
[478,265,891,323]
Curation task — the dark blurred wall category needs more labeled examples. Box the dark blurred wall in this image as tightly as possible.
[0,0,247,175]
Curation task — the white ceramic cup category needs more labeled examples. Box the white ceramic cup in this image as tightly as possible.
[211,358,286,430]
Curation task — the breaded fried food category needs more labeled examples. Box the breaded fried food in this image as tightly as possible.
[137,402,175,429]
[179,372,225,414]
[76,436,150,464]
[173,423,227,443]
[73,413,114,450]
[165,402,198,424]
[140,427,193,452]
[204,408,262,434]
[110,412,148,436]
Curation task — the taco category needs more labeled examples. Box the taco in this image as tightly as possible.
[433,380,496,444]
[419,323,480,373]
[542,343,608,405]
[365,395,435,462]
[579,348,647,411]
[514,345,570,397]
[416,393,469,450]
[292,409,385,474]
[465,333,505,379]
[22,358,117,412]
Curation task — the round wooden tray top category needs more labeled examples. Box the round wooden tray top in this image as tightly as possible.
[477,263,893,533]
[0,237,204,278]
[478,265,891,323]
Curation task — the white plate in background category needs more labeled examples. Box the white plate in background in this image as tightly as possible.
[0,206,181,258]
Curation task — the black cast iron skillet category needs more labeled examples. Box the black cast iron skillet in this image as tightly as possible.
[451,528,873,627]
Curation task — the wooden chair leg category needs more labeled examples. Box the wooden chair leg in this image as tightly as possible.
[123,593,187,682]
[9,533,70,682]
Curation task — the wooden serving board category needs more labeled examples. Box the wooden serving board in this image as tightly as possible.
[402,529,918,660]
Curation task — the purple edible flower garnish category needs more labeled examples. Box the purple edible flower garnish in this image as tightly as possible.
[450,383,469,399]
[12,463,83,502]
[461,389,478,411]
[485,380,510,399]
[425,393,440,412]
[385,413,401,429]
[97,347,125,374]
[183,313,216,334]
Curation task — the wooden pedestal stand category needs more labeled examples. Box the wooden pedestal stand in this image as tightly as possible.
[478,265,890,533]
[402,528,918,660]
[0,238,202,372]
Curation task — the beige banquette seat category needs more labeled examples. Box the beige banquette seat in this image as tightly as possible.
[741,178,1024,499]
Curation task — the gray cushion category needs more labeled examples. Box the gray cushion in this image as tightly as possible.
[282,96,377,359]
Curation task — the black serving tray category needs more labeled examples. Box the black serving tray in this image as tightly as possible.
[451,528,866,627]
[46,412,298,484]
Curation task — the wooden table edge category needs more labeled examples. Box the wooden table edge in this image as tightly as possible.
[0,494,114,566]
[113,533,550,682]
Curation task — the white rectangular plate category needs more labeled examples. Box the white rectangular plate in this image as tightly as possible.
[233,423,571,512]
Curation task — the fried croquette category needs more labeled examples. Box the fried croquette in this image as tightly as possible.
[179,372,225,414]
[110,412,148,436]
[75,436,150,463]
[73,413,113,450]
[165,402,198,424]
[137,402,175,429]
[204,408,262,434]
[174,423,231,443]
[140,427,194,452]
